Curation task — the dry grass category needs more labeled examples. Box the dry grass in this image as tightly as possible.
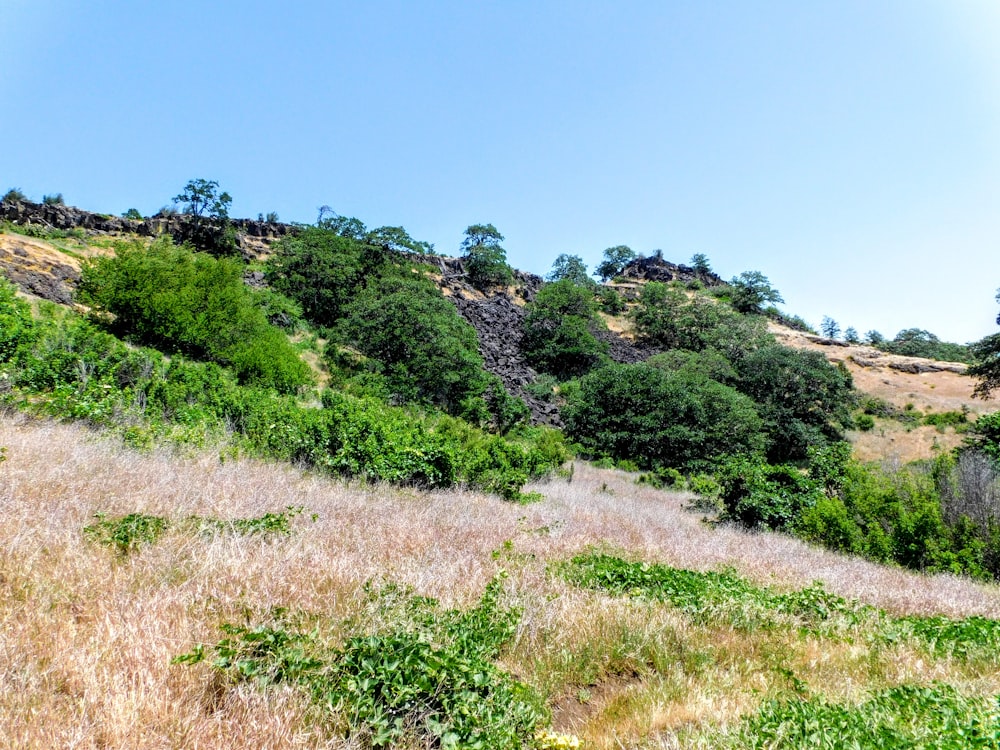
[3,413,1000,748]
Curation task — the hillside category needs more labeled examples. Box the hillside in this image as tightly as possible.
[5,414,1000,748]
[0,198,987,455]
[4,196,1000,747]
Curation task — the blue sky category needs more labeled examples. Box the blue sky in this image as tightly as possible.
[2,1,998,343]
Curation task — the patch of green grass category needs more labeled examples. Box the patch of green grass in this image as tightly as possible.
[83,507,311,556]
[558,552,1000,664]
[556,552,859,632]
[193,505,309,537]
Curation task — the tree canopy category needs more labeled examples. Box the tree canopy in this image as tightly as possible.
[547,254,593,286]
[729,271,783,314]
[594,245,635,282]
[173,178,232,219]
[461,223,511,290]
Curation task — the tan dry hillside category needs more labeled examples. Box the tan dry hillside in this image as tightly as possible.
[4,413,1000,748]
[769,323,998,463]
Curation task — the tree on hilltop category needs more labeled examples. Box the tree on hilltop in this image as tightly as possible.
[594,245,635,282]
[173,179,232,219]
[461,223,511,291]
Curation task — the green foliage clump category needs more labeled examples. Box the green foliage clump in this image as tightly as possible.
[83,512,168,556]
[175,576,547,749]
[965,411,1000,461]
[630,282,765,354]
[558,553,857,632]
[728,270,784,314]
[0,280,35,362]
[733,344,853,462]
[546,254,593,286]
[338,274,489,413]
[521,279,609,380]
[728,684,1000,750]
[563,362,765,472]
[875,328,974,364]
[461,223,512,291]
[78,238,311,393]
[717,456,825,530]
[266,226,391,328]
[196,506,307,537]
[173,178,232,218]
[594,245,635,282]
[596,285,625,315]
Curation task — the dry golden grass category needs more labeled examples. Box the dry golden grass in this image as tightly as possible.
[3,413,1000,748]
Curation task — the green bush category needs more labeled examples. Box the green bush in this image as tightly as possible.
[461,223,512,291]
[339,274,489,413]
[521,280,609,380]
[733,345,853,462]
[856,413,876,431]
[717,456,824,530]
[83,512,168,556]
[728,684,1000,750]
[0,279,36,363]
[78,238,311,393]
[563,362,765,472]
[266,226,393,328]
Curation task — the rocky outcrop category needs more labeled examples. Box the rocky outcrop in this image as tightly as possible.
[619,255,724,287]
[0,234,81,305]
[0,199,293,261]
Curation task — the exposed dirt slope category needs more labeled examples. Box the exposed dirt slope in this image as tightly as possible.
[769,323,997,462]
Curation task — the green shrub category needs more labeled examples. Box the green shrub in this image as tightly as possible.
[78,238,311,393]
[717,456,824,530]
[2,187,28,203]
[856,413,876,431]
[563,362,765,472]
[728,684,1000,749]
[0,279,36,363]
[83,512,168,556]
[733,345,853,462]
[521,280,609,380]
[596,285,625,315]
[266,227,393,328]
[461,223,512,291]
[338,274,489,413]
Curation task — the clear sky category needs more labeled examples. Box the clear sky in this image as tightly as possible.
[2,1,998,343]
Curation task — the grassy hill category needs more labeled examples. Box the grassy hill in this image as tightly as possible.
[4,414,1000,748]
[3,194,1000,747]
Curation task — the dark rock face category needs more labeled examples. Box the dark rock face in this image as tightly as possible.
[0,199,293,260]
[619,255,724,287]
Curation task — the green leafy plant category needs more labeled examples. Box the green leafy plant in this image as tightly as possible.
[195,506,307,537]
[175,576,547,749]
[83,512,168,556]
[521,279,609,380]
[78,238,312,393]
[725,684,1000,749]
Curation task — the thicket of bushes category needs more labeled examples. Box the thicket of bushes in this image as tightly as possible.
[0,275,564,499]
[709,437,1000,580]
[555,280,853,470]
